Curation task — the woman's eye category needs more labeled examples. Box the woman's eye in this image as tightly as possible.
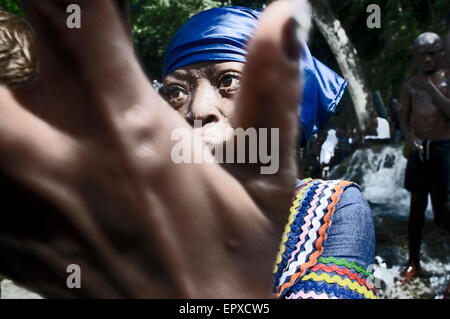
[165,86,188,108]
[221,75,234,87]
[218,73,241,93]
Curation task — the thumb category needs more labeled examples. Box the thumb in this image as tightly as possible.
[230,0,311,229]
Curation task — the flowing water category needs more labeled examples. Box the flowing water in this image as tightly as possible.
[330,144,450,299]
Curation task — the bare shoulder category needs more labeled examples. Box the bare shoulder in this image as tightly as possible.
[402,76,416,97]
[406,75,421,89]
[400,79,409,93]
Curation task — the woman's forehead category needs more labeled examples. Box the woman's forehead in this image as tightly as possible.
[164,61,244,81]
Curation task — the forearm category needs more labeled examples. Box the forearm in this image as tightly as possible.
[427,81,450,118]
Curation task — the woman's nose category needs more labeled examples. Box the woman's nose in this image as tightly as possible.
[186,80,221,127]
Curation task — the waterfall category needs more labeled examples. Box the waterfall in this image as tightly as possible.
[330,144,410,211]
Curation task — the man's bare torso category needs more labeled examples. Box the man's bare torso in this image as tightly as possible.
[408,69,450,140]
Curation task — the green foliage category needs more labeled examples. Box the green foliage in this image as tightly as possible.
[0,0,22,16]
[130,0,268,80]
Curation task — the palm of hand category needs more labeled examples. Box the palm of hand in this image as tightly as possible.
[0,0,305,298]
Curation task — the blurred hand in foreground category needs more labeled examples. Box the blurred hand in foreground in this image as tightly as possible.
[0,0,306,298]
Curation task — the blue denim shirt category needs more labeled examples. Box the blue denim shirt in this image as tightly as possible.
[321,185,375,268]
[273,179,376,299]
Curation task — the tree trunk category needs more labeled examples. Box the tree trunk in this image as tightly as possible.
[309,0,371,131]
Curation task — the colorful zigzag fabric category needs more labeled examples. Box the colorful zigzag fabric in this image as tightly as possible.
[273,179,376,299]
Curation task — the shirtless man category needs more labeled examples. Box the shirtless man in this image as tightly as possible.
[400,32,450,284]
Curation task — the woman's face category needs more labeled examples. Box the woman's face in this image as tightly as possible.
[163,61,244,146]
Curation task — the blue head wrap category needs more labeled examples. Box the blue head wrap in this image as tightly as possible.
[163,7,348,145]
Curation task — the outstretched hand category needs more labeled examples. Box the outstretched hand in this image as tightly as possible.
[0,0,306,298]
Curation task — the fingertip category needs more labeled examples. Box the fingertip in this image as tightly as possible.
[281,17,303,63]
[248,0,311,67]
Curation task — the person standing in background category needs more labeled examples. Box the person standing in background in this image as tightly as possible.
[400,32,450,285]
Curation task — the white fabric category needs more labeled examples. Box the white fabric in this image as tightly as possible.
[320,129,338,164]
[366,117,391,140]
